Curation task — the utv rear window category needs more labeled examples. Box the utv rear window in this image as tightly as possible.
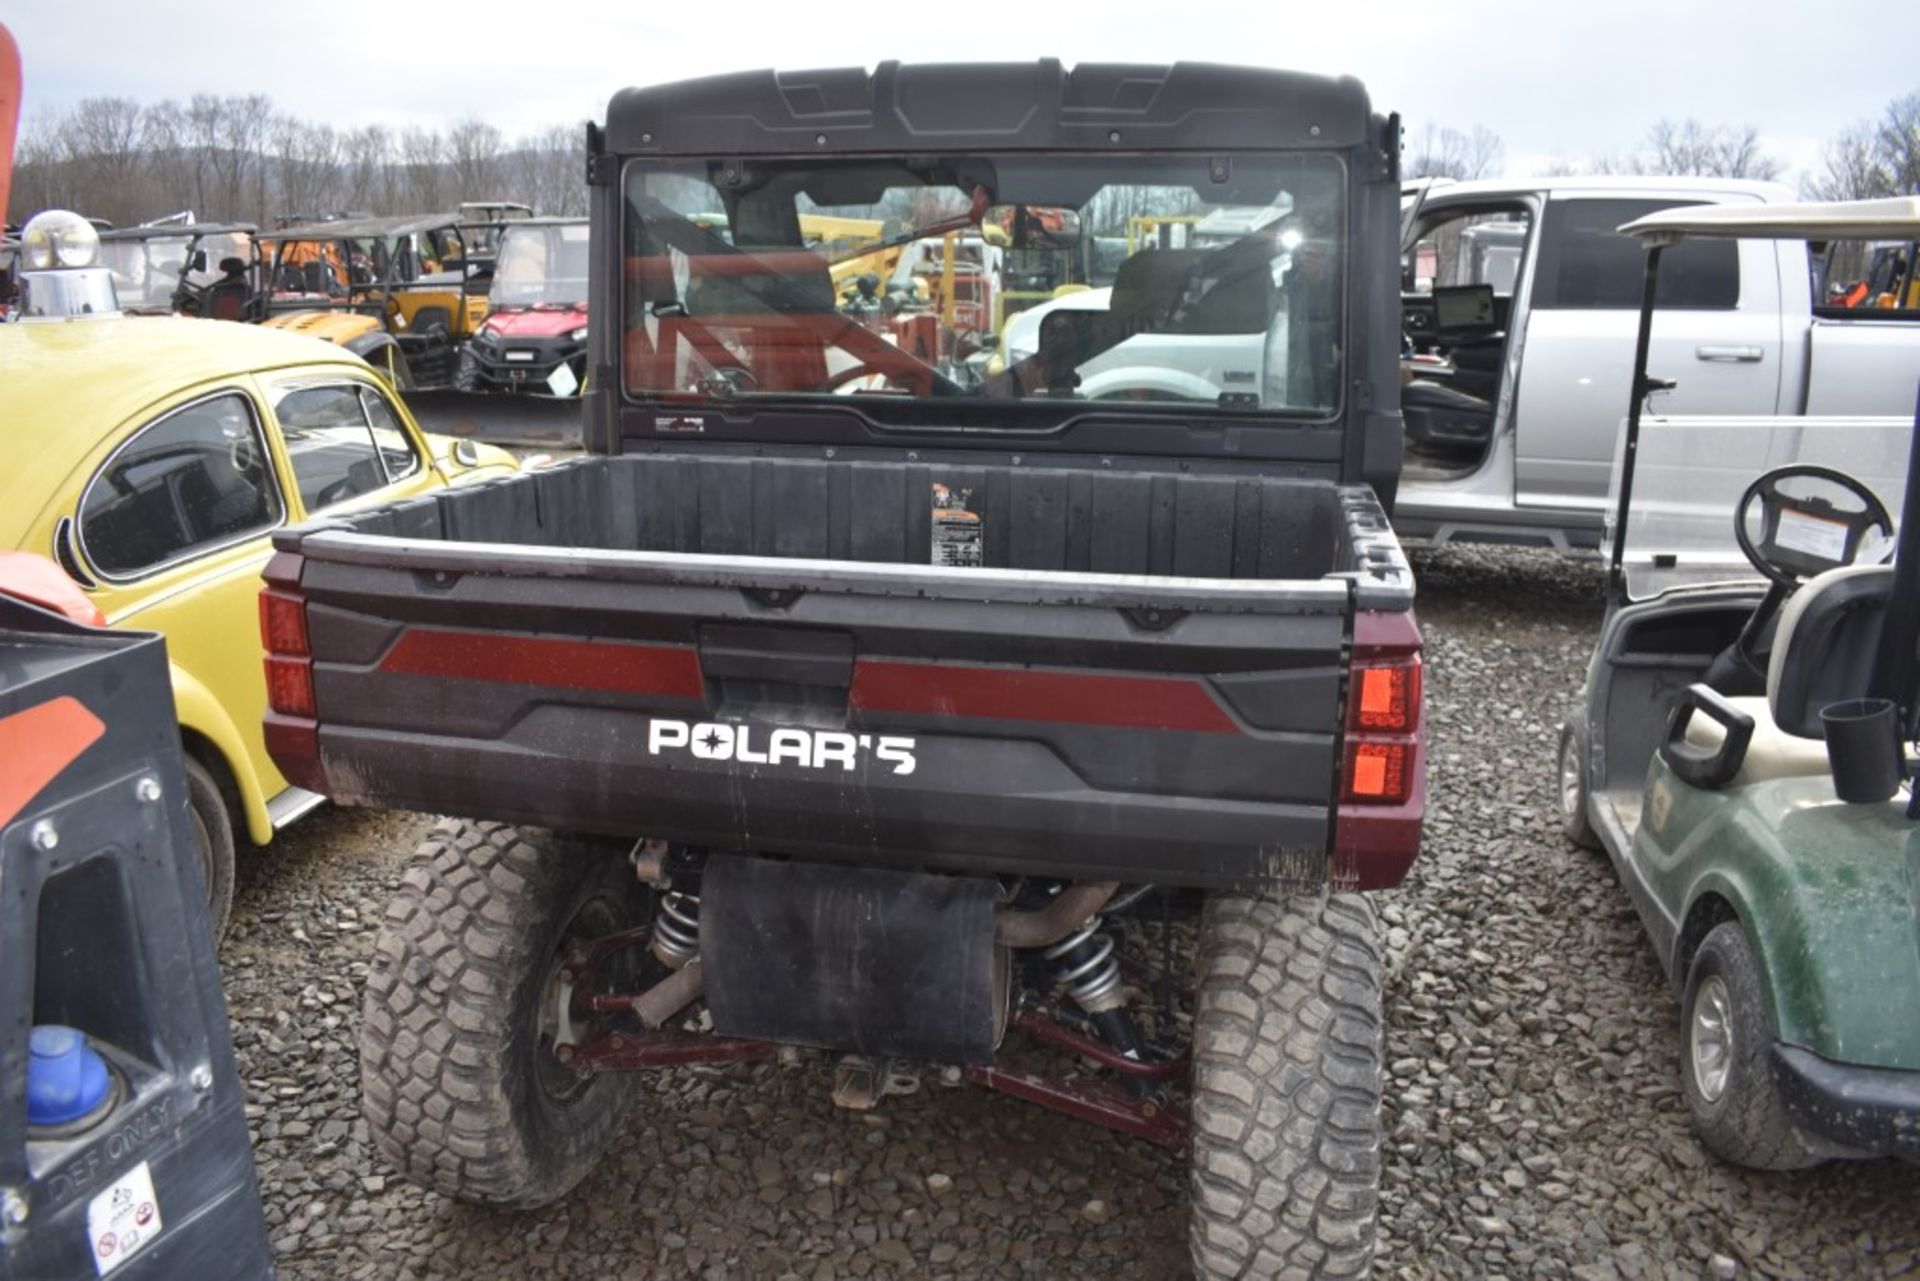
[621,152,1348,425]
[1532,199,1739,310]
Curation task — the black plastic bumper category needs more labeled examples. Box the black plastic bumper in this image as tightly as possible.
[1774,1043,1920,1160]
[466,337,583,391]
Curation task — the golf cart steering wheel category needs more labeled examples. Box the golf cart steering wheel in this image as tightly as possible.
[1714,465,1893,686]
[1734,464,1892,588]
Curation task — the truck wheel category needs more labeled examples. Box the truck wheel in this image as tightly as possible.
[1190,891,1383,1280]
[1680,922,1820,1170]
[183,757,236,942]
[361,820,644,1207]
[1556,719,1600,851]
[453,349,479,393]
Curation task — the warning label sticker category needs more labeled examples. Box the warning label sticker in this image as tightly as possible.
[931,482,982,568]
[87,1160,162,1276]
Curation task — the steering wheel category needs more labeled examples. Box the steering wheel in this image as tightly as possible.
[1734,464,1891,587]
[1714,465,1894,687]
[812,360,904,394]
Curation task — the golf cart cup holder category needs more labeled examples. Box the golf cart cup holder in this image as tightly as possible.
[1820,698,1904,803]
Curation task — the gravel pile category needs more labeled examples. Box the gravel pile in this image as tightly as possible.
[220,546,1920,1280]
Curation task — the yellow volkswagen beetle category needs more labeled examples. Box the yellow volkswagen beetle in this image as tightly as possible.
[4,213,521,936]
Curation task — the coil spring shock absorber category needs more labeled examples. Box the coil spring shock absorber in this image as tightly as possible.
[1044,919,1147,1065]
[651,892,700,970]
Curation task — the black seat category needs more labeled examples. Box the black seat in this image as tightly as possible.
[1401,379,1494,453]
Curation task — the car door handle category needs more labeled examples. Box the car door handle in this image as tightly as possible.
[1694,345,1764,362]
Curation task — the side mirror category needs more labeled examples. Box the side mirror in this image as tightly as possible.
[452,439,481,468]
[190,249,208,273]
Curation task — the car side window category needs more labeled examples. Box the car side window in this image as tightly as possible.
[275,383,418,511]
[359,387,422,483]
[79,392,282,579]
[1532,198,1739,311]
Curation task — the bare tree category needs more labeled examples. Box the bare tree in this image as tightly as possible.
[1405,123,1504,180]
[399,126,447,212]
[1878,92,1920,197]
[1640,118,1783,180]
[445,117,504,203]
[1803,123,1894,201]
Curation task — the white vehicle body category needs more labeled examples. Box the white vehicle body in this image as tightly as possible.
[1002,287,1272,403]
[1394,176,1920,551]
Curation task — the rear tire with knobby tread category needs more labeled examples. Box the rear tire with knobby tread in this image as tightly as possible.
[1189,890,1384,1280]
[360,819,642,1208]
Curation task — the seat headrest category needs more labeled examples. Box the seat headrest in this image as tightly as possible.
[1766,563,1894,738]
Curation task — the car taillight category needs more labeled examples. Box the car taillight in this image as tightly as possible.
[260,552,316,719]
[1343,738,1414,803]
[259,590,308,657]
[265,655,315,718]
[1339,650,1421,807]
[1350,659,1420,732]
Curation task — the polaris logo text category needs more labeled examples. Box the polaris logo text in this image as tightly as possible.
[647,720,916,775]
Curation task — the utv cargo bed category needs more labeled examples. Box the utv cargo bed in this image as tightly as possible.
[265,452,1419,890]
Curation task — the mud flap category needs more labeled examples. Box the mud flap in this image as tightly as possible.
[701,854,1005,1064]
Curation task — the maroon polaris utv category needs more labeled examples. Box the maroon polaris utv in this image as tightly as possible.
[261,60,1422,1278]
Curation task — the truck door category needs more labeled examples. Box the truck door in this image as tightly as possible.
[1513,193,1782,509]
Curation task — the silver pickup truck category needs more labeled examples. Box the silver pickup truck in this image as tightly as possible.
[1395,176,1920,551]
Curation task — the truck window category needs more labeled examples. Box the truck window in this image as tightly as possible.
[79,392,282,579]
[1532,199,1738,310]
[622,152,1347,421]
[1405,210,1530,297]
[274,384,412,511]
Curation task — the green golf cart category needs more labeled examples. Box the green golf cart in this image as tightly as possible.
[1559,196,1920,1169]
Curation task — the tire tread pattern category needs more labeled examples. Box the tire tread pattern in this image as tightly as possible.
[360,819,634,1208]
[1189,891,1384,1280]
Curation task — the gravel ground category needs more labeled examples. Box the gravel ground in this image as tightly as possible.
[219,545,1920,1280]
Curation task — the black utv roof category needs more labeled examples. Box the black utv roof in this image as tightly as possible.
[604,60,1376,157]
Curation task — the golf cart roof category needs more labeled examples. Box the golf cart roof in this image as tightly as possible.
[257,213,460,242]
[99,221,257,241]
[500,216,587,228]
[1621,196,1920,246]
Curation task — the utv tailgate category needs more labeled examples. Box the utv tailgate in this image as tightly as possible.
[263,456,1418,891]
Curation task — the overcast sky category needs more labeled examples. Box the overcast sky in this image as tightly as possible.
[11,0,1915,181]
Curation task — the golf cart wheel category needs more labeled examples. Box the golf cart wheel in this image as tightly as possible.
[361,819,643,1208]
[183,757,237,942]
[1190,891,1383,1280]
[1556,718,1600,851]
[1680,921,1820,1170]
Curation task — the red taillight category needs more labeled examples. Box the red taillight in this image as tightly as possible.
[259,590,309,656]
[265,655,315,718]
[1342,739,1414,803]
[1351,659,1420,732]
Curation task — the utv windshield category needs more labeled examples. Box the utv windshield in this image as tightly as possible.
[1610,415,1911,601]
[102,231,255,311]
[493,222,590,308]
[621,152,1346,424]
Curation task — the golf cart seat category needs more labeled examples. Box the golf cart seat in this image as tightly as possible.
[1672,565,1894,788]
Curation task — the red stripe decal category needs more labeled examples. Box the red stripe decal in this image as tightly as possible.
[0,696,106,828]
[381,629,704,699]
[849,661,1238,735]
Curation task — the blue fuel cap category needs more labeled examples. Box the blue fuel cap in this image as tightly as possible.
[27,1025,113,1129]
